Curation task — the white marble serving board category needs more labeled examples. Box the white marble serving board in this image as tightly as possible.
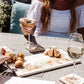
[9,49,81,77]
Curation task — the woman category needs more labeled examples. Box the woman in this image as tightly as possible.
[20,0,84,38]
[20,0,84,52]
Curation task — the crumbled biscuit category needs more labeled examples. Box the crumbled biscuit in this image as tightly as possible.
[6,58,12,63]
[44,49,49,55]
[44,46,61,58]
[14,60,23,68]
[5,51,13,63]
[16,57,24,61]
[54,50,61,58]
[48,49,54,57]
[13,56,17,63]
[17,53,25,59]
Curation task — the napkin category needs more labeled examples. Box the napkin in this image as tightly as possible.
[4,77,55,84]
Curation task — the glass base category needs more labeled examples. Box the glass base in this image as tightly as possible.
[25,42,30,50]
[24,42,31,55]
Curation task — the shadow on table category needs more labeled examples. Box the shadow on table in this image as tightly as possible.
[0,75,12,84]
[0,64,7,73]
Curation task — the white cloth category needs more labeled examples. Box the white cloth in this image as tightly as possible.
[4,77,55,84]
[31,0,38,3]
[27,1,84,37]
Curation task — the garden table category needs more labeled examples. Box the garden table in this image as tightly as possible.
[0,33,84,84]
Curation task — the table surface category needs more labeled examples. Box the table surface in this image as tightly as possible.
[0,33,84,84]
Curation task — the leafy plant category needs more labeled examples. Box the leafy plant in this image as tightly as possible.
[0,0,11,31]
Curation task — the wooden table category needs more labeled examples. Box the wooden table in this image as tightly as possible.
[0,33,84,84]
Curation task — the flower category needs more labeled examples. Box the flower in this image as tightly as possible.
[0,1,11,31]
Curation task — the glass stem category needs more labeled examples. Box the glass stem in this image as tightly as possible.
[72,60,76,80]
[28,33,30,43]
[73,60,76,74]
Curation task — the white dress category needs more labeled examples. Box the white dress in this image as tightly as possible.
[27,1,84,38]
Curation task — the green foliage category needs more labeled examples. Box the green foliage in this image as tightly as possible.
[0,0,11,31]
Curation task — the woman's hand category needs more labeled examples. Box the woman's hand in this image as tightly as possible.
[0,55,10,64]
[19,18,37,36]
